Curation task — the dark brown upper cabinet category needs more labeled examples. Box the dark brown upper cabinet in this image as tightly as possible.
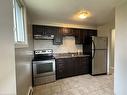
[33,25,42,36]
[79,29,87,44]
[32,25,97,45]
[61,28,74,36]
[33,25,55,40]
[83,29,97,45]
[53,27,63,45]
[87,29,97,36]
[43,26,55,35]
[74,29,82,44]
[74,29,97,45]
[74,29,88,44]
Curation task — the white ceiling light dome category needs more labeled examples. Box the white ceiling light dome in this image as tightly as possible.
[79,9,91,19]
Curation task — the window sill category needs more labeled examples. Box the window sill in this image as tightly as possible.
[15,42,29,48]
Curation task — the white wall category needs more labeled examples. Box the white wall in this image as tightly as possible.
[0,0,16,94]
[15,3,33,95]
[114,1,127,95]
[97,21,115,74]
[34,36,82,53]
[110,29,115,73]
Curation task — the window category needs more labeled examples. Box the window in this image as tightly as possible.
[13,0,28,47]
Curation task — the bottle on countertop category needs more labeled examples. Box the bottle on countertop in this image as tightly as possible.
[77,50,80,55]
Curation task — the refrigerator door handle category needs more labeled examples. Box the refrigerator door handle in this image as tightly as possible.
[92,40,96,59]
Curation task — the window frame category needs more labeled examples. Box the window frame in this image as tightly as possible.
[13,0,28,48]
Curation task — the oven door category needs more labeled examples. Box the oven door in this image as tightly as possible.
[33,59,55,78]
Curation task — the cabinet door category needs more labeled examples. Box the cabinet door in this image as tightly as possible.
[75,29,87,44]
[33,25,56,39]
[66,58,75,77]
[87,30,97,36]
[62,28,74,36]
[33,25,42,35]
[33,25,44,39]
[53,28,63,45]
[56,58,75,79]
[56,58,67,79]
[80,57,89,74]
[56,63,66,79]
[75,57,89,75]
[80,29,87,44]
[74,29,82,44]
[43,26,55,36]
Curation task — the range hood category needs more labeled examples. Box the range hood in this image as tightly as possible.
[34,35,54,40]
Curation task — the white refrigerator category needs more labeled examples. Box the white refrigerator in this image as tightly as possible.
[92,36,108,75]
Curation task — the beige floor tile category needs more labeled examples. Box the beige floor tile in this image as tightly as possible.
[51,85,62,94]
[33,74,114,95]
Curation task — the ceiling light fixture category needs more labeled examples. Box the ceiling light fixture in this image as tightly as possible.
[79,10,90,19]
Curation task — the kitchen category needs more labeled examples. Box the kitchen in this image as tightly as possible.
[32,24,108,92]
[2,0,127,95]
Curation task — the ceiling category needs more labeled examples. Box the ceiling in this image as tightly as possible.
[24,0,126,27]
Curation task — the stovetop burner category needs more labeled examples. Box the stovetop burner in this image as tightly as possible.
[33,49,55,61]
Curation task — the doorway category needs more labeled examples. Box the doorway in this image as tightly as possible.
[109,29,115,74]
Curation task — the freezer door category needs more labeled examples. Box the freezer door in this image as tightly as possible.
[92,50,107,75]
[92,37,107,49]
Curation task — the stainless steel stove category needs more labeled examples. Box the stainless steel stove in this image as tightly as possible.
[32,49,56,86]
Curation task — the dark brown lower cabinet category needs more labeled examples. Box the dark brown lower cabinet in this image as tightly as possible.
[56,58,74,79]
[75,57,89,75]
[56,57,89,80]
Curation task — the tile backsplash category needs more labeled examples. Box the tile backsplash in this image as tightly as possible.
[34,36,83,53]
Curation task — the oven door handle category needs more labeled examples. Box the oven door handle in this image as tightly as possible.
[33,60,55,64]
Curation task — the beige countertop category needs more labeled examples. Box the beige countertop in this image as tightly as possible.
[54,53,90,59]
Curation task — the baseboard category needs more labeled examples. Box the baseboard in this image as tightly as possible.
[28,86,33,95]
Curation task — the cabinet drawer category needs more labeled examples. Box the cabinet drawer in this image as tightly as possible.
[56,63,64,70]
[56,69,67,79]
[56,59,64,63]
